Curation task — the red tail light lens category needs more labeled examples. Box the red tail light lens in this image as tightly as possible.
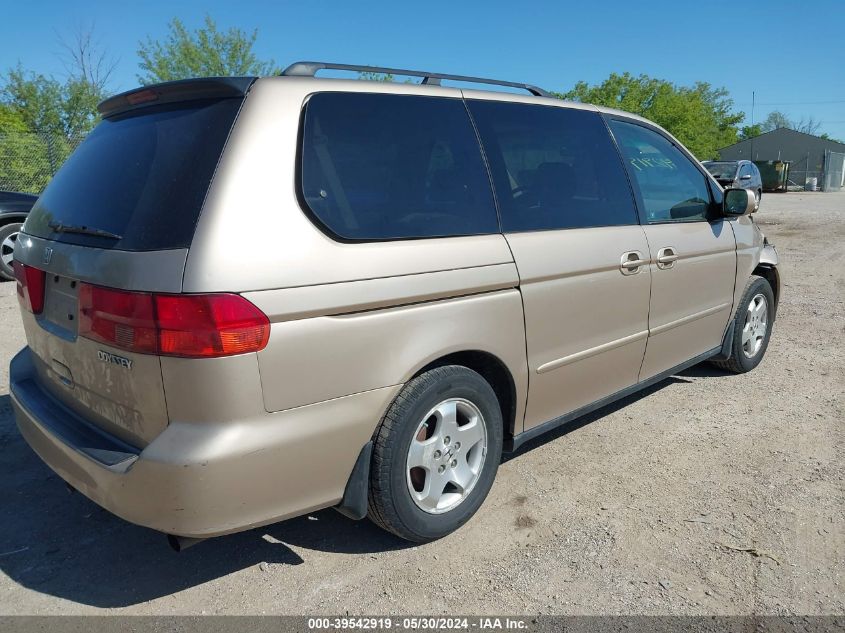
[155,294,271,357]
[13,261,46,315]
[78,285,158,353]
[78,284,270,358]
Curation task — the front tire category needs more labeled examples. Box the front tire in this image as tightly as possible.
[0,222,23,281]
[367,365,503,542]
[711,275,775,373]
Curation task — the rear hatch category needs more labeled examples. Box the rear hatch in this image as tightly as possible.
[14,78,253,447]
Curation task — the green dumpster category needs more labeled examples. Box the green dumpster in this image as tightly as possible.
[753,160,790,192]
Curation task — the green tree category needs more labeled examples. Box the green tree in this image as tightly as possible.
[0,25,110,191]
[0,103,28,133]
[560,73,744,159]
[3,68,64,134]
[0,104,53,192]
[740,124,763,140]
[819,132,845,144]
[1,70,101,191]
[0,68,100,191]
[2,66,102,137]
[358,72,395,82]
[137,15,280,84]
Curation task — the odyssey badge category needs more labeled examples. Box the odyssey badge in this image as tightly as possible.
[97,350,133,370]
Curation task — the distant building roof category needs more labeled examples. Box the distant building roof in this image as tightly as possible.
[718,127,845,153]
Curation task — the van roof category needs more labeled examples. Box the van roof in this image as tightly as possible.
[98,62,652,126]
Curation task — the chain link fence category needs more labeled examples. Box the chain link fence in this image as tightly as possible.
[781,153,823,191]
[0,132,86,194]
[786,151,845,192]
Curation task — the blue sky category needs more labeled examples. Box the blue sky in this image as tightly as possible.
[2,0,844,139]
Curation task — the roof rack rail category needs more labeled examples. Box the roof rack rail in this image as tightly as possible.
[281,61,552,98]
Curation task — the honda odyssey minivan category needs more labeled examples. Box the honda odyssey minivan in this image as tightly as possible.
[10,62,780,547]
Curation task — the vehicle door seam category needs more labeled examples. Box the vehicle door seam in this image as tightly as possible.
[636,226,655,382]
[461,90,529,437]
[648,302,732,336]
[536,330,650,374]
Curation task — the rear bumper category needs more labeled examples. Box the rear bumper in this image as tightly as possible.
[11,347,399,537]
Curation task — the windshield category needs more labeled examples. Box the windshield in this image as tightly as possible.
[704,162,738,180]
[25,98,242,251]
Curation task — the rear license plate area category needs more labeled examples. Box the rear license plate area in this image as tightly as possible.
[41,274,80,338]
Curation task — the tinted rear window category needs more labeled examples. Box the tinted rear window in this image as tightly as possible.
[704,162,738,180]
[466,100,638,232]
[25,98,242,251]
[299,92,498,240]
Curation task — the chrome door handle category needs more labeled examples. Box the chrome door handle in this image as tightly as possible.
[620,250,648,275]
[656,247,679,269]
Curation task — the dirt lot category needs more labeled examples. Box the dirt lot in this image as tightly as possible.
[0,192,842,616]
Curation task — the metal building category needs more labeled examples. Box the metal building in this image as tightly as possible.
[717,127,845,191]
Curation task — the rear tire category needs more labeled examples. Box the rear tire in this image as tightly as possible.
[0,222,23,281]
[367,365,503,542]
[711,275,775,373]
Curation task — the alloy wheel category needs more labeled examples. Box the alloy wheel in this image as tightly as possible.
[1,229,18,272]
[742,293,768,358]
[406,398,488,514]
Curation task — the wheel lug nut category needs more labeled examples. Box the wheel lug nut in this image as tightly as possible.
[444,436,451,445]
[454,442,461,449]
[433,450,441,459]
[451,459,457,468]
[438,465,446,474]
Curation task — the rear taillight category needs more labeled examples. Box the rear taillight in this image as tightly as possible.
[13,261,46,315]
[78,284,158,353]
[78,284,270,358]
[155,294,270,357]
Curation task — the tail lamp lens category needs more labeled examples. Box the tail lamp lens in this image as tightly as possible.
[78,284,270,358]
[13,261,46,315]
[155,294,271,357]
[78,285,158,353]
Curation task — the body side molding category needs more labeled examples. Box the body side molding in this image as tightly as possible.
[506,345,722,452]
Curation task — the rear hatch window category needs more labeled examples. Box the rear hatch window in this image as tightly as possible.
[704,162,738,181]
[24,98,242,251]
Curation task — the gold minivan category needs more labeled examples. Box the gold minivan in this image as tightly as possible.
[10,62,780,548]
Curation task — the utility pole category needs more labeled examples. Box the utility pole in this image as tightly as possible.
[751,91,755,127]
[750,91,755,160]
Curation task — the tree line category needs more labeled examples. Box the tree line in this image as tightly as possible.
[1,15,837,192]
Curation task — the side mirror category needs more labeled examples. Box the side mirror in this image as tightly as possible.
[723,188,756,216]
[740,174,752,180]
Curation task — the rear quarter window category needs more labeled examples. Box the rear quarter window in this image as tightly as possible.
[299,92,498,241]
[25,98,242,251]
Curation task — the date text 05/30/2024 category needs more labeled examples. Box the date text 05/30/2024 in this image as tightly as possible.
[307,617,528,630]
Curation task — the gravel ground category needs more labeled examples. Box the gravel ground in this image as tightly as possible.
[0,192,842,615]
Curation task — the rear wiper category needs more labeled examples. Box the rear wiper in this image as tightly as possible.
[48,222,122,240]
